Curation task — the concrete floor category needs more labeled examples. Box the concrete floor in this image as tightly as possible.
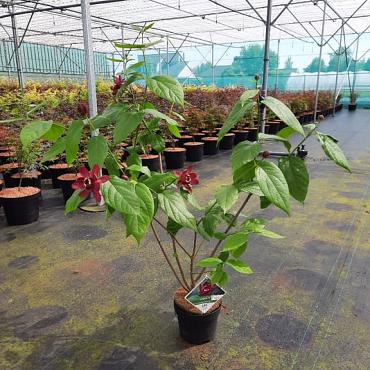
[0,110,369,370]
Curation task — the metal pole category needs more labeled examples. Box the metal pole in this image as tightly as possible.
[158,48,161,75]
[121,24,126,72]
[10,1,24,91]
[352,37,360,93]
[211,43,215,85]
[274,38,280,93]
[81,0,98,119]
[259,0,273,134]
[313,0,327,122]
[166,35,169,76]
[111,52,115,78]
[333,23,343,116]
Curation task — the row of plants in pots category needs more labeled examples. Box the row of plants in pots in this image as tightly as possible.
[0,24,351,345]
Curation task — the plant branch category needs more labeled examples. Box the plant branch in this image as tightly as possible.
[195,193,253,282]
[153,217,191,257]
[172,237,190,291]
[150,223,187,290]
[190,231,197,288]
[291,124,319,154]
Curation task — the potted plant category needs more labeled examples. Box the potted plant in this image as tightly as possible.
[23,24,351,345]
[0,142,42,226]
[348,91,358,111]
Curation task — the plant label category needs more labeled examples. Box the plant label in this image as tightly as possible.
[185,276,226,314]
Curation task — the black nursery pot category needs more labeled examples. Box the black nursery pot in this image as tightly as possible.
[348,103,357,111]
[140,154,161,172]
[174,302,221,345]
[219,133,235,150]
[58,174,77,203]
[9,171,42,189]
[178,135,194,147]
[163,148,186,170]
[49,164,74,189]
[202,137,219,155]
[183,142,204,162]
[0,187,41,226]
[268,122,280,135]
[247,128,258,141]
[233,130,249,145]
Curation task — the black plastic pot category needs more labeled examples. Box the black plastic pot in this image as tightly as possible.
[140,154,161,172]
[58,174,77,203]
[247,128,258,141]
[0,187,41,226]
[268,122,280,135]
[183,142,204,162]
[1,166,19,188]
[174,301,221,344]
[348,103,357,111]
[49,164,74,189]
[9,172,42,189]
[202,137,219,155]
[178,135,194,147]
[163,148,186,170]
[219,133,235,150]
[192,133,205,141]
[0,152,14,165]
[233,130,249,145]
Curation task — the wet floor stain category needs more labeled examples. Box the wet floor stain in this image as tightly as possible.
[325,202,354,212]
[278,268,330,292]
[0,232,16,243]
[338,191,364,200]
[1,306,68,339]
[63,225,108,241]
[8,256,39,269]
[303,239,339,256]
[256,314,312,349]
[325,220,356,233]
[97,347,160,370]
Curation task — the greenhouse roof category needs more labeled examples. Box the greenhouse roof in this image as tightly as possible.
[0,0,370,51]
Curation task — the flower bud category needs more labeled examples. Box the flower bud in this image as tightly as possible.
[262,150,270,158]
[255,74,260,81]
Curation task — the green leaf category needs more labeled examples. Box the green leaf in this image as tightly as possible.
[124,183,154,243]
[167,218,183,236]
[87,135,108,169]
[201,204,223,237]
[218,271,229,287]
[90,103,128,129]
[216,184,239,213]
[20,120,53,146]
[262,96,305,137]
[240,89,259,103]
[66,120,84,164]
[237,181,263,196]
[101,176,140,215]
[255,229,284,239]
[127,164,151,178]
[42,123,65,141]
[256,160,290,214]
[260,196,271,209]
[258,133,291,152]
[65,190,85,215]
[278,156,309,203]
[147,76,184,106]
[231,141,261,172]
[277,126,296,139]
[222,233,248,252]
[226,259,253,274]
[233,161,256,185]
[167,123,181,138]
[158,190,196,230]
[115,40,162,49]
[232,243,248,259]
[42,137,66,163]
[184,192,203,211]
[241,218,266,232]
[218,100,255,140]
[316,132,351,172]
[106,57,124,63]
[197,257,223,268]
[144,108,177,125]
[113,112,144,145]
[126,61,145,71]
[142,172,176,192]
[210,267,224,284]
[105,154,121,177]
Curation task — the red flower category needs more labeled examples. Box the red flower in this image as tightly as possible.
[174,166,199,194]
[72,164,109,203]
[77,102,88,117]
[199,281,215,296]
[111,75,124,95]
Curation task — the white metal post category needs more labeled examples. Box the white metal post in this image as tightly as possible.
[166,35,169,76]
[158,48,161,75]
[313,0,327,122]
[259,0,273,134]
[81,0,98,119]
[10,1,24,91]
[333,23,343,116]
[211,43,215,85]
[274,39,280,93]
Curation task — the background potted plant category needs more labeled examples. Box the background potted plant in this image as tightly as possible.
[349,91,358,111]
[22,24,351,345]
